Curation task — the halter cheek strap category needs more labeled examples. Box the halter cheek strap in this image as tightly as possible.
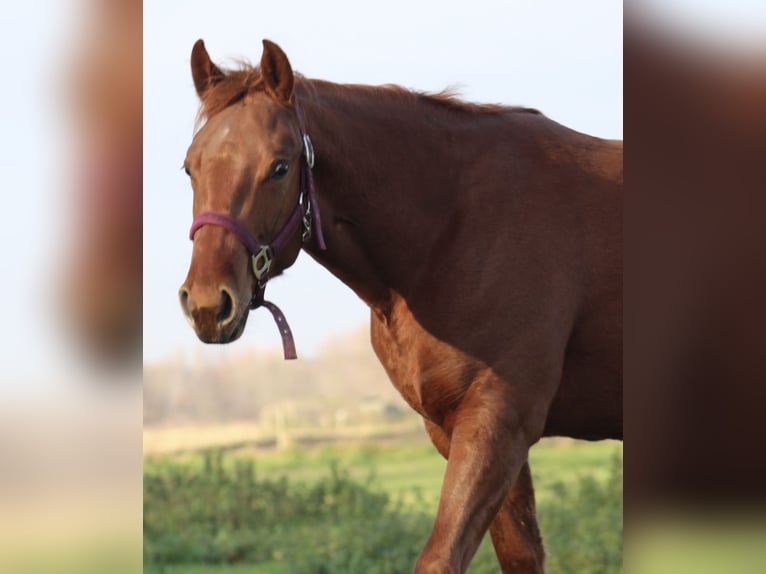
[188,101,326,360]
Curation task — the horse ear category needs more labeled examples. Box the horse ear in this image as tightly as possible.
[260,39,294,104]
[191,39,224,98]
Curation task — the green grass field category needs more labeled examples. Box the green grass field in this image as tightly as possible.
[145,565,287,574]
[147,438,619,502]
[145,438,622,573]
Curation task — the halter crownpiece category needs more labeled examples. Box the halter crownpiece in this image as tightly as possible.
[188,101,325,360]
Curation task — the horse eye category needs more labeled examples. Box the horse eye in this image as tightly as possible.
[183,165,191,178]
[270,161,289,180]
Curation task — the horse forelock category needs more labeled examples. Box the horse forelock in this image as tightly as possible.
[194,61,266,130]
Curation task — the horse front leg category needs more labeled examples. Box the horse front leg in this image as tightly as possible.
[415,375,540,574]
[422,420,545,574]
[488,461,545,573]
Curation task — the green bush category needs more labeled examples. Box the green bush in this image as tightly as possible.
[144,451,432,571]
[144,449,622,573]
[540,452,623,574]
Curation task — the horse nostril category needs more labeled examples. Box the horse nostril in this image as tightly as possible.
[217,288,235,326]
[178,286,191,318]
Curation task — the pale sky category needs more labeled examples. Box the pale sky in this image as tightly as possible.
[143,0,623,364]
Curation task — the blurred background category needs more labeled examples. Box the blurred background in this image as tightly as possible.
[626,2,766,573]
[0,0,141,573]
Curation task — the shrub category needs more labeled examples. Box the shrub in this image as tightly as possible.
[539,452,623,574]
[144,451,432,571]
[144,449,623,573]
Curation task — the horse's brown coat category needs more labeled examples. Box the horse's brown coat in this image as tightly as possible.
[180,40,622,573]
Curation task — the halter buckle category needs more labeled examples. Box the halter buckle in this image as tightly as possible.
[302,134,315,169]
[251,246,273,284]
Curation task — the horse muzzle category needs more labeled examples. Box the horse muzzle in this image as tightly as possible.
[178,283,248,343]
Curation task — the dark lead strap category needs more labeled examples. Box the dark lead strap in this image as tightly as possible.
[260,301,297,360]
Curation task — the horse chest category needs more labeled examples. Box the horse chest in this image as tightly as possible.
[370,306,474,426]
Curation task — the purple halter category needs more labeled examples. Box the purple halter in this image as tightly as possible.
[189,102,326,360]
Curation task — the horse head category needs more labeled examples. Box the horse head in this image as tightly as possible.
[179,39,311,345]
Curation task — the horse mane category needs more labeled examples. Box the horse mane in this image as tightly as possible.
[196,62,541,127]
[419,88,541,116]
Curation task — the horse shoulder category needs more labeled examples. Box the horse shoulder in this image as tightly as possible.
[369,297,480,427]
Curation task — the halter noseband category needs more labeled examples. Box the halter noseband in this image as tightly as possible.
[188,102,326,360]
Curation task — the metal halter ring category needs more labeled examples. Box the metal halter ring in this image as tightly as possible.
[302,134,315,169]
[251,246,273,282]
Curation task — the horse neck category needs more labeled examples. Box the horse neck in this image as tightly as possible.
[296,81,462,314]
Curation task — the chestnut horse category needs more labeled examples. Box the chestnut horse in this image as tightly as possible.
[179,39,622,573]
